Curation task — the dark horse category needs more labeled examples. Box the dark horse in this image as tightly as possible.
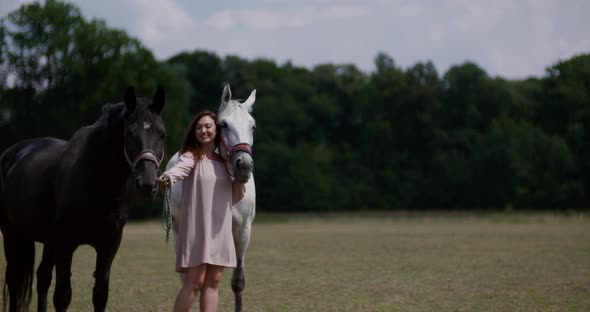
[0,86,166,312]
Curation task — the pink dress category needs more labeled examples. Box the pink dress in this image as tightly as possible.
[163,152,236,272]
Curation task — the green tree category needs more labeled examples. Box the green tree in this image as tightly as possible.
[539,54,589,206]
[472,118,580,208]
[0,0,187,218]
[0,0,186,148]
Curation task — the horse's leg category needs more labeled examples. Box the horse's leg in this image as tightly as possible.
[231,259,245,312]
[92,231,123,312]
[36,244,55,312]
[231,220,253,312]
[2,232,35,312]
[52,244,76,312]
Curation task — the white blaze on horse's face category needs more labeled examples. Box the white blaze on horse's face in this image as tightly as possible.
[218,85,256,183]
[123,86,166,198]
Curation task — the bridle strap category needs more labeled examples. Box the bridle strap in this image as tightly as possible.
[219,131,253,160]
[125,150,163,170]
[218,129,253,178]
[123,128,164,170]
[228,143,252,157]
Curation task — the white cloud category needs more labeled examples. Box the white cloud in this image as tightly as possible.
[429,24,447,45]
[204,11,236,31]
[450,0,508,34]
[2,0,589,79]
[321,5,371,19]
[64,0,196,59]
[0,0,31,15]
[205,9,306,31]
[204,5,371,31]
[126,0,194,41]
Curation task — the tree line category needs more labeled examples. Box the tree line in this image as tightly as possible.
[1,1,588,217]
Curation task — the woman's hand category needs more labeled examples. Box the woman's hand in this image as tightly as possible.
[232,179,246,204]
[157,175,171,191]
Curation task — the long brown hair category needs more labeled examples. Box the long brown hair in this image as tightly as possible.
[179,110,220,160]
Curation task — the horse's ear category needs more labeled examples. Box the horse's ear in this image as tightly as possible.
[221,84,232,103]
[124,86,137,112]
[219,84,231,112]
[151,85,165,114]
[242,89,256,113]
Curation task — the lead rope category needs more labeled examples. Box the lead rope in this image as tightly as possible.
[162,190,172,244]
[160,176,173,244]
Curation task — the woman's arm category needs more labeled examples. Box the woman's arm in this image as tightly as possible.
[232,179,246,205]
[160,152,195,185]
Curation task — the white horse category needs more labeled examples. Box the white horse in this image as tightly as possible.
[165,85,256,312]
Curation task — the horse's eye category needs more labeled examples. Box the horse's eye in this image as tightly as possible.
[220,122,228,128]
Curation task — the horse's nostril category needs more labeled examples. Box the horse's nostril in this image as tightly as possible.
[236,159,242,169]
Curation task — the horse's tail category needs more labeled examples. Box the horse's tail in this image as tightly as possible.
[0,147,7,210]
[1,146,35,312]
[0,145,35,311]
[0,145,16,213]
[2,233,35,312]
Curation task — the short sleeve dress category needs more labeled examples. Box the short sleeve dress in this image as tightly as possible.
[162,152,236,272]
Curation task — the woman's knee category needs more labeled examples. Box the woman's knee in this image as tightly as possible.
[183,266,206,292]
[186,277,205,293]
[203,265,224,289]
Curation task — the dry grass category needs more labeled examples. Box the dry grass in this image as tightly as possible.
[1,213,589,311]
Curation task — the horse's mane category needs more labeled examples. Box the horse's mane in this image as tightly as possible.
[218,99,252,122]
[68,101,128,144]
[97,97,154,128]
[99,103,125,126]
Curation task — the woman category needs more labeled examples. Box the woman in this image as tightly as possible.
[158,110,245,312]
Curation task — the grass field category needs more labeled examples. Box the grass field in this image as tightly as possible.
[1,213,589,311]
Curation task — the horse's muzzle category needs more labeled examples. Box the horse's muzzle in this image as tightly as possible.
[135,176,158,192]
[133,159,160,199]
[232,153,253,183]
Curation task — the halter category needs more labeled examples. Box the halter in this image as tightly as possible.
[219,128,253,159]
[218,128,253,178]
[123,128,164,170]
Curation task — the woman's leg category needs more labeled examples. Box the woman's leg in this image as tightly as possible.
[173,264,206,312]
[200,264,225,312]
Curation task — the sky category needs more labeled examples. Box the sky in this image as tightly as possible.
[2,0,589,79]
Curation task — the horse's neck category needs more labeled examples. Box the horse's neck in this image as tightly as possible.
[74,124,130,182]
[103,126,131,177]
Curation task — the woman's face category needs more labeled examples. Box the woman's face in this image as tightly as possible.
[195,115,217,146]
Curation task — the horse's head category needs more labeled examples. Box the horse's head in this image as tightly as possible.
[217,85,256,183]
[122,86,166,198]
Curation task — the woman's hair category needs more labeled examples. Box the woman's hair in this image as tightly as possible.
[179,110,220,160]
